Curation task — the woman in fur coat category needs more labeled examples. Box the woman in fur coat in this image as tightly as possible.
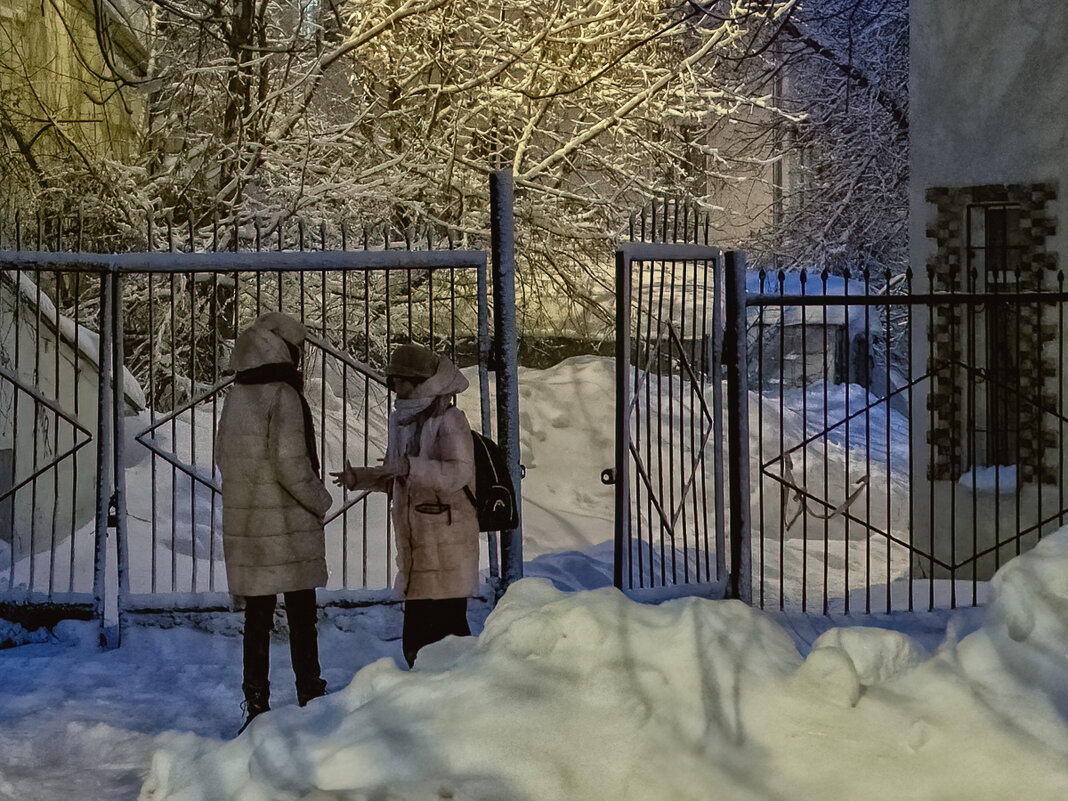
[333,344,479,667]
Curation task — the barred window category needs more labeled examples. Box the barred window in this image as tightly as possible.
[924,182,1058,483]
[965,203,1028,468]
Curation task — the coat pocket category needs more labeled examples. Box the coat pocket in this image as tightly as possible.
[414,501,452,525]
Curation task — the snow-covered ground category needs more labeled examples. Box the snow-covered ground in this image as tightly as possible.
[3,357,1068,800]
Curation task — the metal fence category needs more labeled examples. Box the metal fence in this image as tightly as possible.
[616,200,1068,613]
[745,267,1068,613]
[0,174,523,639]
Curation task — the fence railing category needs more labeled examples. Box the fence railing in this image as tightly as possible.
[0,172,524,640]
[744,266,1068,612]
[619,204,1068,612]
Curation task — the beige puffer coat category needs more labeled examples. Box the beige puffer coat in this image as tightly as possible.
[377,357,480,600]
[215,313,332,597]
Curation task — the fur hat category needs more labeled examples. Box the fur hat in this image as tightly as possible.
[386,344,440,379]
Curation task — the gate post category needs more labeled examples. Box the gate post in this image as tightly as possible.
[613,249,632,589]
[724,251,752,603]
[476,253,499,583]
[490,168,523,589]
[93,269,115,646]
[111,270,129,645]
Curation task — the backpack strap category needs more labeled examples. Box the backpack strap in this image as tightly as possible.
[463,485,477,509]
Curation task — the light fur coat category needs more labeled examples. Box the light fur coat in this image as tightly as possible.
[355,356,479,600]
[215,314,332,597]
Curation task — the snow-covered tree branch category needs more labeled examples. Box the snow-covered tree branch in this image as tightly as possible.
[2,0,907,336]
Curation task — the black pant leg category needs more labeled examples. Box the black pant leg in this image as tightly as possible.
[283,588,323,695]
[243,594,276,688]
[443,597,471,638]
[402,599,432,668]
[402,597,470,668]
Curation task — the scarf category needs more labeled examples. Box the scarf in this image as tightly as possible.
[236,362,321,477]
[389,397,436,462]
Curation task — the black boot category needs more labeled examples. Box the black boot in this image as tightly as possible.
[241,595,275,735]
[238,681,270,734]
[296,676,327,707]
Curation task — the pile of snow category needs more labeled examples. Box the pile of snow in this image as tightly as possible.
[140,529,1068,801]
[0,619,54,649]
[457,355,617,561]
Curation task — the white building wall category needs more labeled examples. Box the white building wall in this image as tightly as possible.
[910,0,1068,580]
[910,0,1067,252]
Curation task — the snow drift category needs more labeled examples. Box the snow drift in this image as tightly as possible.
[140,529,1068,801]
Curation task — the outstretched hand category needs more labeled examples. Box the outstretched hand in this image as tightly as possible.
[330,459,358,490]
[331,459,403,490]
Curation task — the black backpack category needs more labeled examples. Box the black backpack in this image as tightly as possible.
[464,430,519,531]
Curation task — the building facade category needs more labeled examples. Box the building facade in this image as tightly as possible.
[910,0,1067,578]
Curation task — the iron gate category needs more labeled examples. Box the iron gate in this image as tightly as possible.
[108,250,501,608]
[610,243,750,597]
[0,175,523,642]
[747,272,1068,614]
[0,268,104,625]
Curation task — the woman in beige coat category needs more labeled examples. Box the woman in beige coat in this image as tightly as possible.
[333,344,479,667]
[215,312,333,731]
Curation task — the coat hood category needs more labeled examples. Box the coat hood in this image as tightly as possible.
[411,353,469,399]
[231,312,307,372]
